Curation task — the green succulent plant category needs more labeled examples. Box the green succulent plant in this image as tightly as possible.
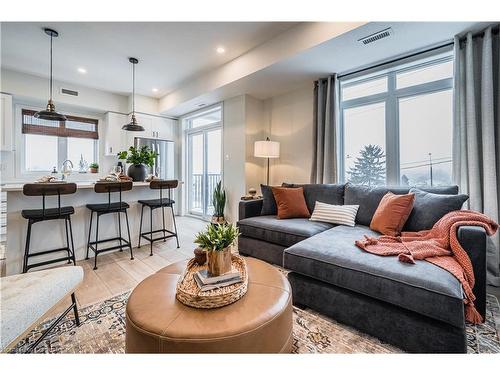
[117,146,157,167]
[212,180,226,218]
[89,162,99,169]
[194,223,239,252]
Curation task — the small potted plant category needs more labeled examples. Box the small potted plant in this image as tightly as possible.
[211,181,226,224]
[194,223,239,276]
[89,162,99,173]
[117,146,157,181]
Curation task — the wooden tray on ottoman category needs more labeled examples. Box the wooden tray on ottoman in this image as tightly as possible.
[175,254,248,309]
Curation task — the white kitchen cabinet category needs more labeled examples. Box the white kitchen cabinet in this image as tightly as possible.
[152,116,176,140]
[0,93,13,151]
[104,112,128,156]
[105,112,177,154]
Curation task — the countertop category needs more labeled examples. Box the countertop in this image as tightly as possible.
[1,181,162,192]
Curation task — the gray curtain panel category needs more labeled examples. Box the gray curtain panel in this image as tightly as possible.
[311,75,339,184]
[453,25,500,286]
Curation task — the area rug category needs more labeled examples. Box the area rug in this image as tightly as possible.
[10,293,500,354]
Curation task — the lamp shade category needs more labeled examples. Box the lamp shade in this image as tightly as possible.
[254,139,280,158]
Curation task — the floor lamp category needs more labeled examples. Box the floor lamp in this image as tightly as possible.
[254,137,280,185]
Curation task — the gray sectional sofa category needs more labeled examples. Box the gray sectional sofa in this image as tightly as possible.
[237,183,486,353]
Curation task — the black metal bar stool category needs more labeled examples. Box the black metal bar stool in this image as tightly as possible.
[22,182,77,273]
[138,180,180,256]
[85,181,134,270]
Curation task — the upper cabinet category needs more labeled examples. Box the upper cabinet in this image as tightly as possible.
[104,112,177,156]
[0,94,13,151]
[152,116,176,140]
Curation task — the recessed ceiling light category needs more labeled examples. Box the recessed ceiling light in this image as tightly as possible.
[152,88,159,93]
[77,67,87,74]
[216,46,225,54]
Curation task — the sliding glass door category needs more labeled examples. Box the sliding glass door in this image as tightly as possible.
[185,106,222,219]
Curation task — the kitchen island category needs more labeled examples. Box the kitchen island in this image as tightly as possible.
[2,181,182,276]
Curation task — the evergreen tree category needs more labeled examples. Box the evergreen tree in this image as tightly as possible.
[347,144,386,186]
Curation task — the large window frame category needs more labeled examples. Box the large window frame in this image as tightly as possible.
[17,105,99,175]
[182,104,223,220]
[339,49,453,185]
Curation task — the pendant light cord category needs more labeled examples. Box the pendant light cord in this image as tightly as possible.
[132,62,135,115]
[49,33,53,101]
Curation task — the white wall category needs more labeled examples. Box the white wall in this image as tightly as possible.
[244,95,265,193]
[1,69,129,113]
[222,96,247,223]
[264,83,314,185]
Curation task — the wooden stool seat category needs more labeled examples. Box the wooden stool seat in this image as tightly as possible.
[22,206,74,220]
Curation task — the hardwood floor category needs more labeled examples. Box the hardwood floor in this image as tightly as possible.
[50,215,206,315]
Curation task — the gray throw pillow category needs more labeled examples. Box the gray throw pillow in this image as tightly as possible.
[260,184,278,215]
[282,183,345,213]
[403,188,469,231]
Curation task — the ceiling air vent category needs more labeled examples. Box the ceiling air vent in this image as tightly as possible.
[358,28,393,45]
[60,88,79,97]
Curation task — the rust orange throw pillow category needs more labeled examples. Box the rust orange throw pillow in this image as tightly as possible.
[370,192,415,236]
[271,187,310,219]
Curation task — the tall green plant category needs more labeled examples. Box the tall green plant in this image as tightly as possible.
[212,180,226,218]
[194,223,239,252]
[117,146,157,167]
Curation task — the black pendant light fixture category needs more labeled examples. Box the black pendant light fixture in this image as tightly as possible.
[34,28,67,122]
[122,57,144,131]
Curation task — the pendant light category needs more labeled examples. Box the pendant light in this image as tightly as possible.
[122,57,144,131]
[34,28,67,122]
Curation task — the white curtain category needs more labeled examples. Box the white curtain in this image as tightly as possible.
[453,25,500,286]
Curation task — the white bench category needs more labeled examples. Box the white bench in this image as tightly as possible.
[0,266,83,352]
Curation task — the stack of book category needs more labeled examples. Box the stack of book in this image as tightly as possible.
[193,269,242,292]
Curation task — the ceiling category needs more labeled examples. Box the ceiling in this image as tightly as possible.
[156,21,488,115]
[243,21,490,99]
[0,22,297,98]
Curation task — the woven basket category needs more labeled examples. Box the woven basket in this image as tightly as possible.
[175,254,248,309]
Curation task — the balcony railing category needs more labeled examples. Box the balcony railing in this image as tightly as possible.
[190,173,221,214]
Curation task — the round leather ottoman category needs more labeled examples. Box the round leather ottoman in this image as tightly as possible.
[125,257,293,353]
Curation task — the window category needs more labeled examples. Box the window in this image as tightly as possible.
[183,105,223,219]
[22,109,99,172]
[339,51,453,187]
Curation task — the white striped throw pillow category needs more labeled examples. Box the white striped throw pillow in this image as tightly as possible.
[309,201,359,226]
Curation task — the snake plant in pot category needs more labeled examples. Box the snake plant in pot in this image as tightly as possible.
[211,180,226,224]
[117,146,157,181]
[194,223,239,276]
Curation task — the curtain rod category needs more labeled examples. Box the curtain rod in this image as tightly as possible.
[337,41,454,79]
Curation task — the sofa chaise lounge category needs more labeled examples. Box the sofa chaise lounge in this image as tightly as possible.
[237,183,486,353]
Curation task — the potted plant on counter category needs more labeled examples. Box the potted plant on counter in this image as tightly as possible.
[194,223,239,276]
[211,181,226,224]
[89,162,99,173]
[117,146,157,181]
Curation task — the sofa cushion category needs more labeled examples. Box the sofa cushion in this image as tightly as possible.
[237,215,334,248]
[272,187,310,219]
[283,183,345,213]
[344,183,459,226]
[403,188,469,231]
[260,184,278,215]
[370,192,415,236]
[283,225,465,328]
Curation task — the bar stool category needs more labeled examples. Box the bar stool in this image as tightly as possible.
[21,183,77,273]
[85,181,134,270]
[138,180,180,256]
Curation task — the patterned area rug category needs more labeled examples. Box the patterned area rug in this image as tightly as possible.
[11,292,500,354]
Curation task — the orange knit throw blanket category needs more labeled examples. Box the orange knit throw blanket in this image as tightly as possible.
[355,210,498,324]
